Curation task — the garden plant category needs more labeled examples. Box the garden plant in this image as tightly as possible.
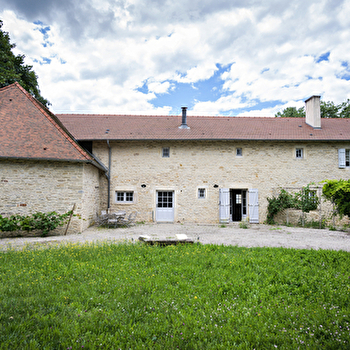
[0,242,349,349]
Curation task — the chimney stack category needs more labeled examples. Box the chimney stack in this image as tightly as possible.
[305,95,321,129]
[179,106,190,129]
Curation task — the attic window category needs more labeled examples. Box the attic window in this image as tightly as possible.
[236,148,243,157]
[198,188,206,199]
[296,148,303,159]
[162,147,170,158]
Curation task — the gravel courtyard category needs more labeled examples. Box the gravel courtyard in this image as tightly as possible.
[0,223,349,252]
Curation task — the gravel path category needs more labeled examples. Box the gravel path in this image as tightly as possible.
[0,223,349,252]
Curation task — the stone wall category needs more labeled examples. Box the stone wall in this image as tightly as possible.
[92,140,350,224]
[0,159,101,235]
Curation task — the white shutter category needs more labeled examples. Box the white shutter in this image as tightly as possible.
[248,189,259,223]
[338,149,346,168]
[219,188,230,224]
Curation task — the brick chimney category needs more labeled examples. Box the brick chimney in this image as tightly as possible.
[305,95,321,129]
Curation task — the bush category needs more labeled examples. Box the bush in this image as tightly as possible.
[0,211,72,236]
[267,185,319,224]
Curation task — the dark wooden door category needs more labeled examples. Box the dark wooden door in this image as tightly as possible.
[230,190,242,221]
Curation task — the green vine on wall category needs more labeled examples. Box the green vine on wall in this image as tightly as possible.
[267,185,319,224]
[0,211,72,237]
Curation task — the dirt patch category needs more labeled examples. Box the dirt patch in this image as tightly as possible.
[0,223,349,251]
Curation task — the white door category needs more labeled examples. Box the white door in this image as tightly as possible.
[248,189,259,223]
[156,191,174,222]
[219,188,230,224]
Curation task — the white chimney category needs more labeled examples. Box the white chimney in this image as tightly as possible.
[305,95,321,129]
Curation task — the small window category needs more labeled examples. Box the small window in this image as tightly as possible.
[296,148,303,159]
[162,147,170,158]
[308,190,317,204]
[338,149,349,168]
[116,191,134,203]
[236,148,243,157]
[198,188,206,199]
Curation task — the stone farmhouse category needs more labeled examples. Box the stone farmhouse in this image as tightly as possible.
[1,82,350,232]
[0,83,107,233]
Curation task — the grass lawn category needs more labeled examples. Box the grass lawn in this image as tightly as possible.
[0,242,349,349]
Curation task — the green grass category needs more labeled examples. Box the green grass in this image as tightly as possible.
[0,242,349,349]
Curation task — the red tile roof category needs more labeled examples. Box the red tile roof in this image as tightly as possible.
[0,83,93,162]
[57,113,350,141]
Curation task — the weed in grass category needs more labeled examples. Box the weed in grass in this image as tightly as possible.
[0,243,349,349]
[269,227,282,231]
[239,221,249,229]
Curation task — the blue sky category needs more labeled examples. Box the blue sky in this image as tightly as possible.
[1,0,350,116]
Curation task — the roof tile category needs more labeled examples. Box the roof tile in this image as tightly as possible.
[0,83,92,161]
[57,113,350,141]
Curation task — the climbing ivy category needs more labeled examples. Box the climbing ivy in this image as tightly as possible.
[267,184,319,224]
[322,179,350,218]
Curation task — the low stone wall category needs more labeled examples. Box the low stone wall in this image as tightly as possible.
[274,208,350,228]
[0,227,65,238]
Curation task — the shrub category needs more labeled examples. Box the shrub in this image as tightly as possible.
[0,211,72,236]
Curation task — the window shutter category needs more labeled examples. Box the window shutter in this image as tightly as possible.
[219,188,230,224]
[248,189,259,223]
[338,149,346,168]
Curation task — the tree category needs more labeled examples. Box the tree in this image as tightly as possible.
[275,107,305,118]
[275,100,350,118]
[322,179,350,218]
[0,20,50,107]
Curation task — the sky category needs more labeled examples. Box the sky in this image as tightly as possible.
[0,0,349,116]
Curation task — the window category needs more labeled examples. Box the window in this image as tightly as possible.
[198,188,206,199]
[308,190,317,204]
[338,149,350,168]
[236,148,243,156]
[296,148,303,159]
[162,147,170,158]
[157,191,173,207]
[116,191,134,203]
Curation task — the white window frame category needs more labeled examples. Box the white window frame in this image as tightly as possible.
[115,191,134,203]
[162,147,170,158]
[198,188,206,199]
[339,148,350,168]
[295,148,303,159]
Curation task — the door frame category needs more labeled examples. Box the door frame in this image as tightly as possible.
[155,190,175,222]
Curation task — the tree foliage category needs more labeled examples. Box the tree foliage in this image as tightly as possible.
[322,179,350,218]
[275,107,305,118]
[275,100,350,118]
[0,20,50,107]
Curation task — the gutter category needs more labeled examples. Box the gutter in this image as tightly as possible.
[0,155,107,172]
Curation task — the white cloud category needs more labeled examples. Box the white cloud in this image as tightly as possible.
[1,0,350,115]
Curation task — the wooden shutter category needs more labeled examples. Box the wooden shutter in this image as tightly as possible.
[219,188,230,224]
[338,149,346,168]
[248,189,259,223]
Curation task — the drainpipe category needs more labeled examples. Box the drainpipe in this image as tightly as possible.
[107,140,111,211]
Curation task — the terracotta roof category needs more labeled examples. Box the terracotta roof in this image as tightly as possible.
[0,83,93,162]
[57,113,350,141]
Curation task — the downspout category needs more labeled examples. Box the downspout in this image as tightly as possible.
[107,140,111,211]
